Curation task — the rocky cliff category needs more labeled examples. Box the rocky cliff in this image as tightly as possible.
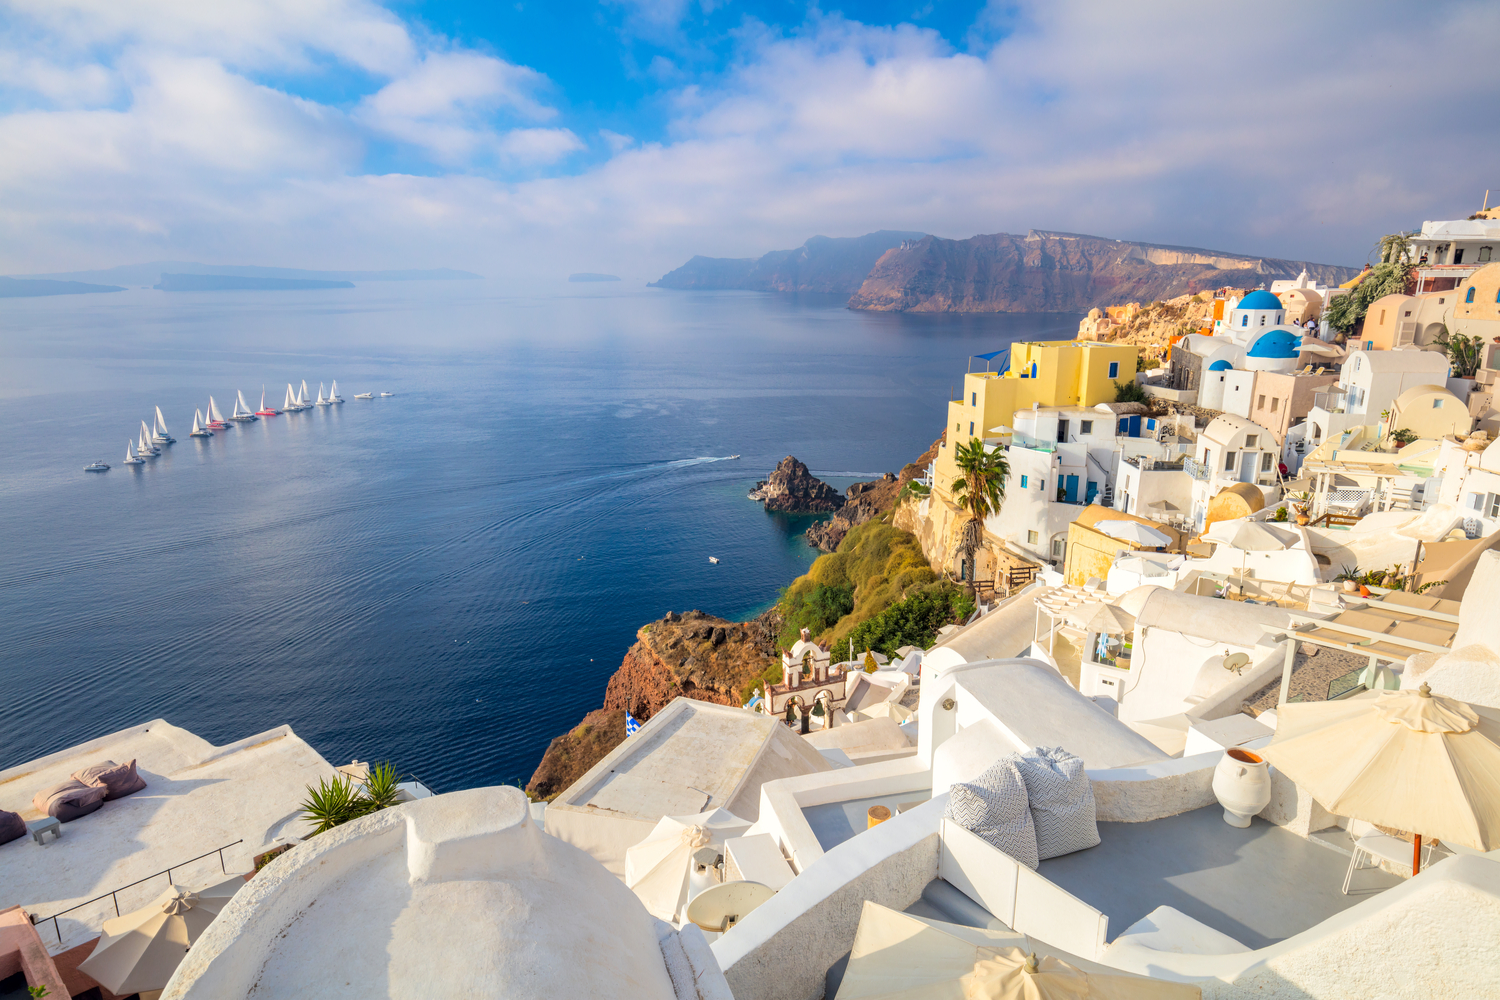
[651,230,926,294]
[751,456,845,513]
[525,608,782,799]
[847,231,1359,313]
[804,437,942,552]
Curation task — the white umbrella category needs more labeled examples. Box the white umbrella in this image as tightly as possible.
[1063,601,1137,635]
[1260,684,1500,873]
[1094,519,1171,547]
[625,808,752,921]
[1205,520,1297,595]
[77,878,243,995]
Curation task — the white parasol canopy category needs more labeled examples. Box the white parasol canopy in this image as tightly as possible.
[1063,602,1137,635]
[1094,519,1171,548]
[625,808,752,921]
[1205,519,1298,551]
[77,878,243,995]
[1260,684,1500,868]
[834,901,1199,999]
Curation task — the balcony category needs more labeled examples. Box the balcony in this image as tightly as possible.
[1182,456,1211,481]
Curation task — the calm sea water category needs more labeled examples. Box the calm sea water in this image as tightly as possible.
[0,281,1078,790]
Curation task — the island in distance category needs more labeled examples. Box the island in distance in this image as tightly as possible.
[155,273,354,291]
[0,276,125,298]
[568,272,621,282]
[9,261,482,290]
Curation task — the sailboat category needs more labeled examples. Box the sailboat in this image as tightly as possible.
[153,406,175,444]
[256,386,280,417]
[190,409,212,437]
[207,396,230,429]
[283,384,303,412]
[123,440,144,466]
[315,382,330,406]
[298,380,311,408]
[231,390,259,422]
[138,421,161,455]
[328,380,344,404]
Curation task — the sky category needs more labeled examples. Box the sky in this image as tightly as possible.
[2,0,1498,280]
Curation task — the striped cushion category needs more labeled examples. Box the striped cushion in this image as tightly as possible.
[1016,746,1099,859]
[944,755,1038,870]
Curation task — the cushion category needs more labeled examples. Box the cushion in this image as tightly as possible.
[74,759,147,800]
[33,779,107,823]
[944,755,1038,869]
[1015,746,1099,860]
[0,810,25,846]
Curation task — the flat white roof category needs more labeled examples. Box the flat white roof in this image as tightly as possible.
[0,720,336,952]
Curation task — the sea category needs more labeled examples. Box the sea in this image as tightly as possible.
[0,280,1079,791]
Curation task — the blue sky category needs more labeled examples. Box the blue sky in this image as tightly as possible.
[2,0,1498,278]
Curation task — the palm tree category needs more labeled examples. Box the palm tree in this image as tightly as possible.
[951,437,1009,591]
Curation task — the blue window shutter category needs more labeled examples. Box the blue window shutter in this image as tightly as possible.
[1108,361,1119,378]
[1020,475,1028,488]
[969,421,974,435]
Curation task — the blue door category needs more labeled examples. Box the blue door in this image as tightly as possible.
[1128,415,1142,437]
[1065,475,1079,503]
[1085,480,1099,503]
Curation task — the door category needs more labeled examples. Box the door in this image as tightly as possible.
[1065,474,1079,503]
[1128,415,1141,437]
[1057,419,1069,442]
[1240,450,1258,482]
[1085,480,1099,504]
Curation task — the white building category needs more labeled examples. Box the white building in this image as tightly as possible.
[1305,349,1453,452]
[1431,434,1500,538]
[1410,216,1500,294]
[1186,415,1282,530]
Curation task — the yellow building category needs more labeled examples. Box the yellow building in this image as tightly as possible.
[1062,504,1183,587]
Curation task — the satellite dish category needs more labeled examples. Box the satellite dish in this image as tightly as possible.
[1224,652,1251,674]
[683,880,776,933]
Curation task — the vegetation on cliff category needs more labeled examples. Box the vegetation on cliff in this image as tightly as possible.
[1325,234,1415,333]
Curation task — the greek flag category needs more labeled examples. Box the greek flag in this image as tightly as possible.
[625,711,641,736]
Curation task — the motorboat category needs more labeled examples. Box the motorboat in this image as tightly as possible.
[231,390,259,422]
[314,382,330,406]
[138,422,161,456]
[122,440,144,466]
[207,396,231,429]
[255,386,280,417]
[84,460,110,472]
[729,454,740,460]
[709,557,720,564]
[328,380,344,404]
[379,391,394,397]
[152,406,175,444]
[190,409,212,437]
[354,392,373,399]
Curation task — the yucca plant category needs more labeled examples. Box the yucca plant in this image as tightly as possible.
[300,775,363,834]
[360,761,403,812]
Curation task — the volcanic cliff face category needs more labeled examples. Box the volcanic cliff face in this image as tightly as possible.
[751,456,845,513]
[651,230,926,294]
[804,436,941,552]
[525,609,781,800]
[847,231,1359,313]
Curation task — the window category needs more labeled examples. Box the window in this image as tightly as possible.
[1080,420,1093,434]
[1467,287,1477,303]
[1246,434,1258,448]
[969,421,975,435]
[971,391,977,406]
[1146,418,1156,430]
[1270,397,1279,412]
[1241,315,1248,327]
[1224,450,1237,471]
[1260,315,1267,326]
[1261,452,1273,471]
[1432,398,1443,409]
[1020,475,1028,488]
[1051,538,1066,559]
[1379,310,1386,324]
[1038,479,1046,492]
[1492,494,1500,519]
[1027,530,1039,544]
[1364,341,1373,350]
[1257,394,1266,410]
[1454,249,1465,264]
[1404,311,1412,318]
[1108,361,1120,378]
[1481,246,1493,262]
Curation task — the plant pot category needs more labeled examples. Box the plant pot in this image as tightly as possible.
[1212,748,1271,828]
[1342,579,1358,593]
[1296,514,1309,526]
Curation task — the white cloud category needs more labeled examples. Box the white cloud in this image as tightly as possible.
[498,127,584,165]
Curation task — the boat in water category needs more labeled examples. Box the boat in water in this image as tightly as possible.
[122,440,144,466]
[138,422,161,456]
[84,460,110,472]
[328,380,344,404]
[255,386,280,417]
[152,406,175,444]
[315,382,330,406]
[355,392,373,399]
[190,409,212,437]
[379,391,394,397]
[299,380,312,408]
[231,390,259,422]
[206,396,230,429]
[729,454,740,460]
[283,384,306,412]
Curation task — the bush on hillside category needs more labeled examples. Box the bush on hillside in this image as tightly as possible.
[781,583,854,641]
[1114,380,1147,403]
[846,588,976,658]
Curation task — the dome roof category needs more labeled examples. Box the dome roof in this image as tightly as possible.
[1236,290,1283,311]
[1208,359,1233,371]
[1247,329,1301,358]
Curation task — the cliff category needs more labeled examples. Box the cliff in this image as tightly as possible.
[847,231,1359,313]
[805,437,941,552]
[651,230,926,294]
[750,456,845,513]
[526,608,782,799]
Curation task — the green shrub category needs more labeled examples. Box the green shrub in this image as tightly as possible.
[846,587,976,657]
[1114,380,1147,403]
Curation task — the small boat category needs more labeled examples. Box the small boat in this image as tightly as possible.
[153,406,175,444]
[315,382,330,406]
[84,460,110,472]
[709,557,720,564]
[138,422,161,456]
[231,390,259,422]
[328,380,344,404]
[729,454,740,460]
[379,391,394,397]
[255,386,280,416]
[207,396,230,429]
[122,440,144,466]
[354,392,373,399]
[190,409,212,437]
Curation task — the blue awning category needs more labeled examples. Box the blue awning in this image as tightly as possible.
[973,349,1007,360]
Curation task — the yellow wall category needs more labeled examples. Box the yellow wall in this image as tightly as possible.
[1063,521,1133,587]
[1390,390,1473,440]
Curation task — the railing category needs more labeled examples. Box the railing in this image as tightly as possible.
[1310,511,1361,528]
[1182,456,1210,481]
[31,839,244,944]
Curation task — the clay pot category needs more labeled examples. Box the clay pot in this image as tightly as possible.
[1296,514,1309,526]
[1342,579,1358,593]
[1212,748,1271,828]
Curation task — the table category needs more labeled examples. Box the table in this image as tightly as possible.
[27,817,61,845]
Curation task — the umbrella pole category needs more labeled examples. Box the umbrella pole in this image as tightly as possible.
[1413,834,1422,876]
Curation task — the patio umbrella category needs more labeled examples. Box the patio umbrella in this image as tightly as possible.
[625,807,752,921]
[1146,500,1179,512]
[77,877,242,995]
[1260,684,1500,874]
[1205,520,1297,595]
[834,901,1199,999]
[1064,602,1136,635]
[1094,519,1171,548]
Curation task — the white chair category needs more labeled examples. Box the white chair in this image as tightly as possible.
[1341,819,1436,894]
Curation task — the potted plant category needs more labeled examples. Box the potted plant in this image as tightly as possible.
[1336,565,1360,593]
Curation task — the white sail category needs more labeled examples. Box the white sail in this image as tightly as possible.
[155,406,170,435]
[315,382,328,405]
[237,389,253,413]
[285,384,297,409]
[329,379,341,401]
[209,396,226,422]
[191,410,202,433]
[138,426,152,454]
[299,380,310,405]
[126,440,136,461]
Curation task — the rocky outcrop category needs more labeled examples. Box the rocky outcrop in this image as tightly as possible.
[651,231,926,294]
[526,608,782,800]
[751,456,845,513]
[848,231,1359,313]
[805,436,943,552]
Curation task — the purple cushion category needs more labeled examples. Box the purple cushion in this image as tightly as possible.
[33,779,107,822]
[74,759,147,800]
[0,810,24,845]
